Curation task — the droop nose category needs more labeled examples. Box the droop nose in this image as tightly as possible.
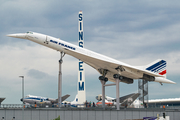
[7,33,26,39]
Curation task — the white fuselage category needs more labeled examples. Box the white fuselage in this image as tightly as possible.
[22,95,55,105]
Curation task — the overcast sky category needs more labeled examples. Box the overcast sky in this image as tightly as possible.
[0,0,180,104]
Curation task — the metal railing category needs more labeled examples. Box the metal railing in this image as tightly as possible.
[1,104,180,110]
[0,104,24,108]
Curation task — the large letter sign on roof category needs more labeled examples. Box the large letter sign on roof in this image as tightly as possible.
[78,11,86,106]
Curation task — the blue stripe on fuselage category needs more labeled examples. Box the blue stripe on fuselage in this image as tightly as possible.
[24,97,48,101]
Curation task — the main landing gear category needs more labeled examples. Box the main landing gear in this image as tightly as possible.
[98,69,121,110]
[113,74,121,110]
[99,76,108,109]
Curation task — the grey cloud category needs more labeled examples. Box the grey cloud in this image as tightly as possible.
[27,69,49,79]
[174,59,180,64]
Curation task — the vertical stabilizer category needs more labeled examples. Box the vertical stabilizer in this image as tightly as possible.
[77,11,86,106]
[70,94,78,107]
[145,59,167,78]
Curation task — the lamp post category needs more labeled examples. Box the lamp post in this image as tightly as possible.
[19,76,24,120]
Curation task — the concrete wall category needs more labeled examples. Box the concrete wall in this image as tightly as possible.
[0,108,179,120]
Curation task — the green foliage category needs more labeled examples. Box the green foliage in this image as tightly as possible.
[52,115,60,120]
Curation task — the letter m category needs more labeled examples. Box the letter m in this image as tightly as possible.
[79,82,84,91]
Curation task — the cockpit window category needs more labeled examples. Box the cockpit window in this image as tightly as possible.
[25,95,29,98]
[26,31,33,34]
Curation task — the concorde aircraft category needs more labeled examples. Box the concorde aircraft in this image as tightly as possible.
[7,31,175,109]
[7,31,175,84]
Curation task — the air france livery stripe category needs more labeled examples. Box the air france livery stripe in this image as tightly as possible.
[146,60,166,75]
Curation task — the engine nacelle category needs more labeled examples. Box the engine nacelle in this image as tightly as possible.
[143,74,155,81]
[113,74,133,84]
[119,76,134,84]
[121,78,134,84]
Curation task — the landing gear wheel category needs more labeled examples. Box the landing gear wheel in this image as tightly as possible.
[113,74,119,79]
[119,76,123,80]
[99,76,108,82]
[104,77,108,82]
[99,76,105,81]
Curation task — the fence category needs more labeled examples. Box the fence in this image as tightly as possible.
[0,107,179,120]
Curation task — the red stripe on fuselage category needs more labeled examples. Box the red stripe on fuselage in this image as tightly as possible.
[159,70,166,75]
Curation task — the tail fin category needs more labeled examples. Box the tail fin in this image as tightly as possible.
[145,59,167,77]
[70,94,78,107]
[71,94,78,104]
[61,94,70,101]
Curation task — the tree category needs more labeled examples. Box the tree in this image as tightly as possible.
[52,116,60,120]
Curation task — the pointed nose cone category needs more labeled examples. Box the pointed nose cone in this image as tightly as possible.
[7,33,26,39]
